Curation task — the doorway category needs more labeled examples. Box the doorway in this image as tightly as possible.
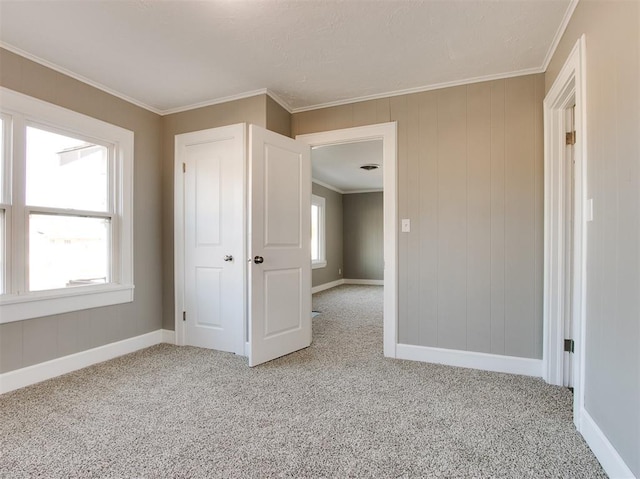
[297,122,398,358]
[543,35,587,428]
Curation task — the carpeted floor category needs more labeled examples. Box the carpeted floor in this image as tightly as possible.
[0,285,605,478]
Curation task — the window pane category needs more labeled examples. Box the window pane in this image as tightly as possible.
[26,126,108,212]
[29,214,110,291]
[311,204,319,261]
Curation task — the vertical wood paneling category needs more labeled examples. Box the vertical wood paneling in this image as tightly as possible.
[504,76,537,358]
[533,75,545,358]
[436,86,468,351]
[406,94,422,341]
[490,80,506,355]
[418,91,439,347]
[466,83,492,353]
[292,74,544,360]
[390,95,412,343]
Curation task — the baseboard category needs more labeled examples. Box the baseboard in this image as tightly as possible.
[395,343,543,377]
[344,279,384,286]
[161,329,176,344]
[0,330,164,394]
[580,408,636,478]
[312,279,345,294]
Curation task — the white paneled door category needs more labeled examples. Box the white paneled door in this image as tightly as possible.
[248,125,311,366]
[179,124,245,353]
[176,123,311,366]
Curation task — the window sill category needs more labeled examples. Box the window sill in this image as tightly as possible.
[312,261,327,270]
[0,284,135,324]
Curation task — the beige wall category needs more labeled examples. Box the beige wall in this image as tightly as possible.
[343,192,383,281]
[266,96,291,138]
[311,182,343,287]
[161,96,268,330]
[546,1,640,475]
[294,74,545,358]
[0,48,164,373]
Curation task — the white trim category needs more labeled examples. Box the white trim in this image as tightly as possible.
[0,87,135,324]
[161,89,270,116]
[297,122,397,359]
[0,330,163,394]
[344,279,384,286]
[580,408,636,479]
[541,0,580,71]
[0,285,134,323]
[312,179,344,194]
[1,41,570,119]
[311,278,345,294]
[161,329,176,345]
[343,189,383,195]
[265,89,293,114]
[396,344,543,378]
[542,36,587,428]
[311,194,326,268]
[290,68,543,114]
[0,42,163,115]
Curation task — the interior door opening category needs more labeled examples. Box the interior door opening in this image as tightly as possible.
[297,122,398,358]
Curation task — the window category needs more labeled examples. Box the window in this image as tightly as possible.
[0,88,134,323]
[311,194,326,269]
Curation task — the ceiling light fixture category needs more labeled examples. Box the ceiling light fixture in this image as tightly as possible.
[360,164,380,171]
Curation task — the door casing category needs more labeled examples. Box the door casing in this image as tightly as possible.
[296,122,398,358]
[543,35,587,428]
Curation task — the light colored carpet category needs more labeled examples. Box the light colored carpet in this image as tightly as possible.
[0,285,605,478]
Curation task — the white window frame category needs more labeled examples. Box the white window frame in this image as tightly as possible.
[311,194,326,269]
[0,88,134,324]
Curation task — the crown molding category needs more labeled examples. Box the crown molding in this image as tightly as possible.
[160,89,270,116]
[541,0,580,71]
[312,179,344,194]
[0,41,163,115]
[290,66,544,114]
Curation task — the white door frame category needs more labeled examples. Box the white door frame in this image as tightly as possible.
[296,122,398,358]
[543,35,587,427]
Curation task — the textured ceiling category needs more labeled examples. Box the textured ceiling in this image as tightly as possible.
[0,0,575,114]
[312,140,383,193]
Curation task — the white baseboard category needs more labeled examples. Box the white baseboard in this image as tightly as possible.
[312,278,345,294]
[344,279,384,286]
[312,278,384,294]
[161,328,176,344]
[580,408,636,478]
[0,330,165,394]
[395,343,543,377]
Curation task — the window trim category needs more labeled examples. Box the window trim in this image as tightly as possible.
[311,194,326,269]
[0,87,134,324]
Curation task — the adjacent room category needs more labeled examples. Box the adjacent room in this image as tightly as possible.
[0,1,638,477]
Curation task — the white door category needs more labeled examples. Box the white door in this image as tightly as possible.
[178,125,245,353]
[248,125,312,366]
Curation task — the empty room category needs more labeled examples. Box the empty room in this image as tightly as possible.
[0,1,638,477]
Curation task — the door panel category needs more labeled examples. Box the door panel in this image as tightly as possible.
[178,124,245,353]
[264,146,302,246]
[264,268,302,337]
[249,125,311,366]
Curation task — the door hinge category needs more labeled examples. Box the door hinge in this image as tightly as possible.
[564,339,575,353]
[183,311,186,322]
[566,131,576,145]
[182,162,186,173]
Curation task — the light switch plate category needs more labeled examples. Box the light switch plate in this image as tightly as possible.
[585,198,594,222]
[401,219,411,232]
